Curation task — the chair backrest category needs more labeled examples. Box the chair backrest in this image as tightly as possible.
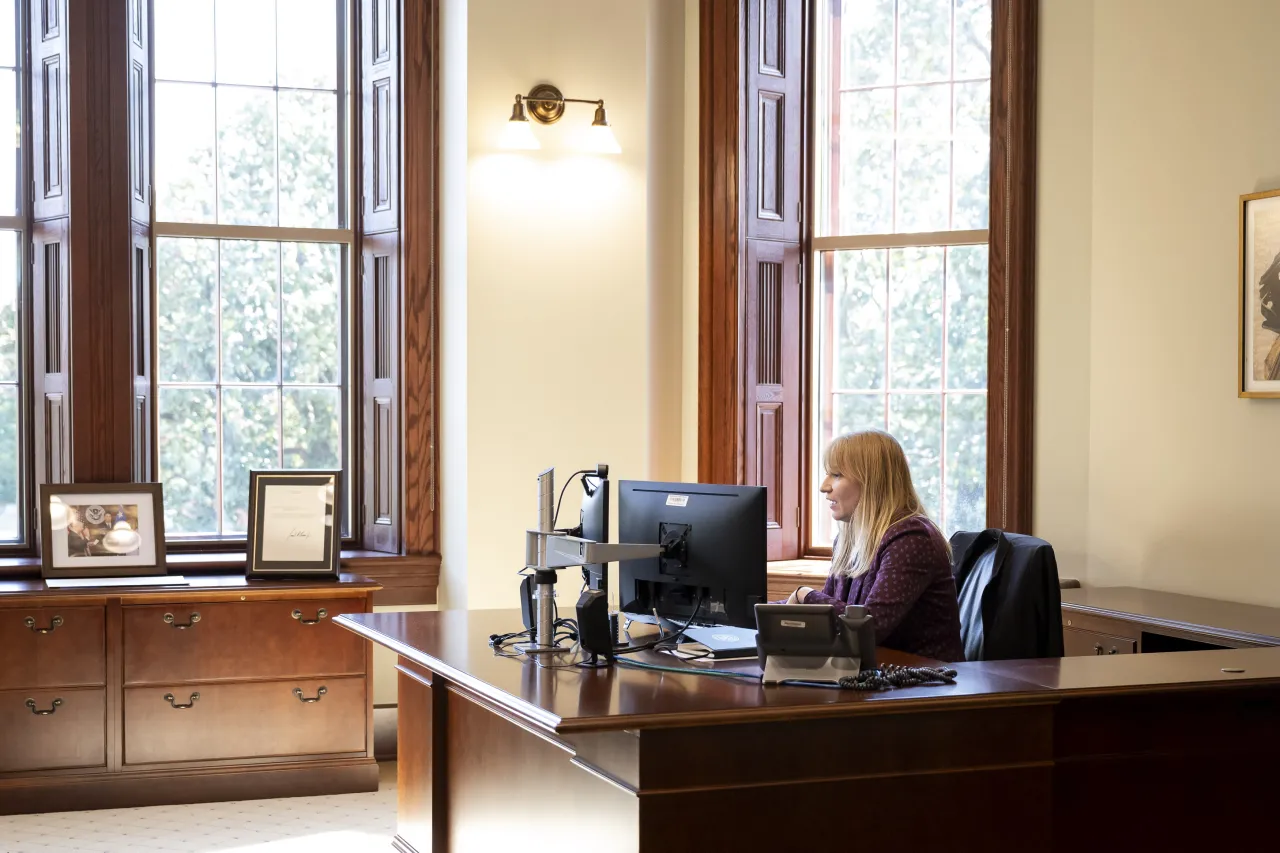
[950,530,1064,661]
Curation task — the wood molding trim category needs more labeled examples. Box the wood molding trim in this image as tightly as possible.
[697,0,743,486]
[400,0,439,559]
[988,0,1038,533]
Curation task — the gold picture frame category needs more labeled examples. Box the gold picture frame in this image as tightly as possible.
[1240,188,1280,397]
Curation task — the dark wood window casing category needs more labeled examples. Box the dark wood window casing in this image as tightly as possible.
[12,0,442,604]
[699,0,1038,560]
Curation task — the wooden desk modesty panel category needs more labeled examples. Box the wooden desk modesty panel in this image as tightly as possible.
[338,608,1280,853]
[0,574,381,815]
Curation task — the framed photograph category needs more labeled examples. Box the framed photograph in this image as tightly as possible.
[40,483,167,578]
[246,470,341,579]
[1240,189,1280,397]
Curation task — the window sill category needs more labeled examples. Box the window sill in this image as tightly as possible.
[0,551,440,607]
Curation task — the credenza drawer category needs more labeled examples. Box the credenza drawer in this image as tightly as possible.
[1064,626,1138,657]
[0,606,105,690]
[123,598,367,684]
[0,687,106,773]
[123,677,367,765]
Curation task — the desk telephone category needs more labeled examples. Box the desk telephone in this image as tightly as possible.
[754,603,878,685]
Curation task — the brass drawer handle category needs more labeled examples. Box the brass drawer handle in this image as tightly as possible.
[25,698,63,716]
[24,615,63,634]
[163,692,200,709]
[1093,643,1104,655]
[293,686,328,704]
[292,608,328,625]
[163,612,201,629]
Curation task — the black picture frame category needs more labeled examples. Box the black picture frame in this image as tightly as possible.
[39,483,168,579]
[246,470,342,580]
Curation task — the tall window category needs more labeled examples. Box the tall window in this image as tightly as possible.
[811,0,991,545]
[153,0,349,538]
[0,0,22,542]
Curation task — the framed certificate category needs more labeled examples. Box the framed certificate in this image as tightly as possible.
[246,470,341,579]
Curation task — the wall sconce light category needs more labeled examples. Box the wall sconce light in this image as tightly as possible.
[501,83,621,154]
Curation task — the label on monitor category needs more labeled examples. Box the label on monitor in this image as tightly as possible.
[665,495,689,507]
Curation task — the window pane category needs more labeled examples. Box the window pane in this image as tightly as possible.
[216,0,276,87]
[221,240,280,383]
[0,384,17,539]
[841,0,894,88]
[954,0,992,79]
[0,230,16,382]
[159,388,219,535]
[834,392,886,436]
[946,245,988,389]
[895,83,950,231]
[156,83,216,223]
[222,387,280,533]
[217,87,278,226]
[155,0,214,83]
[838,88,893,234]
[832,249,886,390]
[278,91,338,228]
[953,81,990,230]
[283,387,341,469]
[898,0,951,83]
[277,0,338,90]
[282,243,341,384]
[889,393,942,519]
[945,392,986,534]
[0,69,16,217]
[889,246,944,389]
[157,238,218,382]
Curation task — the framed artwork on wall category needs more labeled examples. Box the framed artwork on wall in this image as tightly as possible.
[246,470,342,580]
[39,483,167,578]
[1240,188,1280,398]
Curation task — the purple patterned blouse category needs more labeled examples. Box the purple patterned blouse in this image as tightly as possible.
[803,516,964,662]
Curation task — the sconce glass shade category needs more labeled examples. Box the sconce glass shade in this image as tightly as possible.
[501,96,541,150]
[585,103,621,154]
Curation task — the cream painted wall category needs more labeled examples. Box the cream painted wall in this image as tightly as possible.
[1036,0,1280,605]
[456,0,691,610]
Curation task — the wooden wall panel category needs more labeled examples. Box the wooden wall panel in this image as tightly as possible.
[361,233,397,552]
[698,0,744,486]
[32,220,69,490]
[743,240,800,559]
[745,0,802,243]
[32,0,67,221]
[362,0,397,235]
[401,0,439,558]
[988,0,1038,533]
[66,0,134,483]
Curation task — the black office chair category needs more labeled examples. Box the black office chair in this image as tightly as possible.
[950,529,1064,661]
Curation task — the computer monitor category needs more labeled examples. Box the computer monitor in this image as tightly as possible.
[578,473,608,592]
[617,480,766,630]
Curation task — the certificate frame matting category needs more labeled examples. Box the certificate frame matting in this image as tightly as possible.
[246,470,341,579]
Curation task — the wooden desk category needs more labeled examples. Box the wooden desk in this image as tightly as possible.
[338,608,1280,853]
[0,574,380,815]
[1062,585,1280,654]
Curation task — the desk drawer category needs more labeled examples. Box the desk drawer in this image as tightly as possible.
[1064,627,1137,657]
[0,606,105,690]
[123,677,366,765]
[123,598,366,685]
[0,687,106,772]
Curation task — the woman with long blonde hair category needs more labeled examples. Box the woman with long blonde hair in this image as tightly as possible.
[787,430,963,661]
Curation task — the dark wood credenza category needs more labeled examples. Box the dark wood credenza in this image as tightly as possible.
[0,573,380,815]
[1061,586,1280,655]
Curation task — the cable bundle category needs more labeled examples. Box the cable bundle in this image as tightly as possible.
[837,663,958,691]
